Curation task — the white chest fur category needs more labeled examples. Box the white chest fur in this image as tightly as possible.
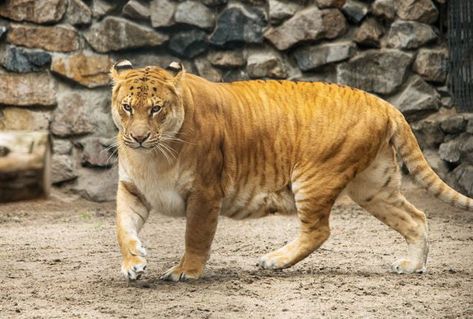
[119,156,193,217]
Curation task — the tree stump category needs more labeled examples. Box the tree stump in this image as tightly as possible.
[0,131,51,202]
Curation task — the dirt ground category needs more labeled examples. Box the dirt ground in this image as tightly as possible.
[0,180,472,319]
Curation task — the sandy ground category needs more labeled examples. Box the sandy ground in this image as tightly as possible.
[0,180,472,319]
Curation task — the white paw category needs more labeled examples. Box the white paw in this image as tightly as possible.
[257,253,291,270]
[391,259,426,274]
[121,255,147,281]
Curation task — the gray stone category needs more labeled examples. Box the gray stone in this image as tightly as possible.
[0,107,51,131]
[341,0,368,23]
[194,57,223,82]
[168,30,208,59]
[354,17,384,47]
[293,41,356,71]
[397,0,438,24]
[265,6,347,50]
[412,119,445,149]
[53,139,73,155]
[72,166,118,202]
[91,0,116,18]
[389,75,440,120]
[439,140,460,163]
[84,17,168,53]
[315,0,346,8]
[0,0,67,24]
[7,24,80,52]
[450,164,473,197]
[174,1,215,29]
[440,96,453,108]
[1,46,51,73]
[222,69,250,82]
[77,137,116,168]
[423,149,449,179]
[50,92,94,137]
[440,115,467,134]
[385,20,437,50]
[209,5,267,46]
[413,48,448,83]
[0,72,56,106]
[52,154,77,184]
[123,0,150,21]
[336,49,413,94]
[66,0,92,26]
[269,0,302,25]
[467,119,473,134]
[208,50,246,68]
[150,0,175,28]
[201,0,228,6]
[371,0,397,21]
[247,50,288,79]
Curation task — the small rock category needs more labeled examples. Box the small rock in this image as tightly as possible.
[413,48,448,83]
[265,6,347,50]
[168,30,208,59]
[269,0,302,25]
[397,0,439,24]
[315,0,346,9]
[0,0,67,24]
[246,50,288,79]
[84,17,168,53]
[423,149,449,179]
[77,137,115,168]
[293,41,356,71]
[209,4,267,46]
[0,107,51,131]
[66,0,92,26]
[389,75,440,121]
[50,52,113,88]
[208,50,246,68]
[354,17,384,47]
[52,154,77,184]
[150,0,176,28]
[72,166,118,202]
[174,1,215,30]
[50,93,94,137]
[385,20,437,50]
[341,0,368,23]
[53,139,73,155]
[439,139,460,163]
[450,164,473,197]
[7,24,80,52]
[440,96,453,108]
[1,46,51,73]
[412,119,445,149]
[0,72,56,106]
[194,57,223,82]
[467,119,473,134]
[336,49,413,94]
[123,0,150,21]
[439,115,467,134]
[371,0,397,21]
[91,0,116,18]
[222,69,250,82]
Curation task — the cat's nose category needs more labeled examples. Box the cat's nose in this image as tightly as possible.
[131,132,150,144]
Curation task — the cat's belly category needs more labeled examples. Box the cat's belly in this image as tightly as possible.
[221,186,297,219]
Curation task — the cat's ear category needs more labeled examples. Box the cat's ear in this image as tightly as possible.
[110,60,133,81]
[166,61,185,87]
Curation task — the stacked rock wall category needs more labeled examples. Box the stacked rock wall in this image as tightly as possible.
[0,0,471,201]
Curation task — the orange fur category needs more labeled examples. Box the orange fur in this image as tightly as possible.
[111,62,473,281]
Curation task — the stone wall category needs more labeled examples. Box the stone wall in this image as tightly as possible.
[0,0,471,201]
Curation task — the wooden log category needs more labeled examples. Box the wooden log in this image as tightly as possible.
[0,131,51,202]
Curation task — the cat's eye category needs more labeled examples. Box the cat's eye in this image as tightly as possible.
[150,105,161,114]
[123,104,132,113]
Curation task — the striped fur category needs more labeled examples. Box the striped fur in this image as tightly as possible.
[111,64,472,282]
